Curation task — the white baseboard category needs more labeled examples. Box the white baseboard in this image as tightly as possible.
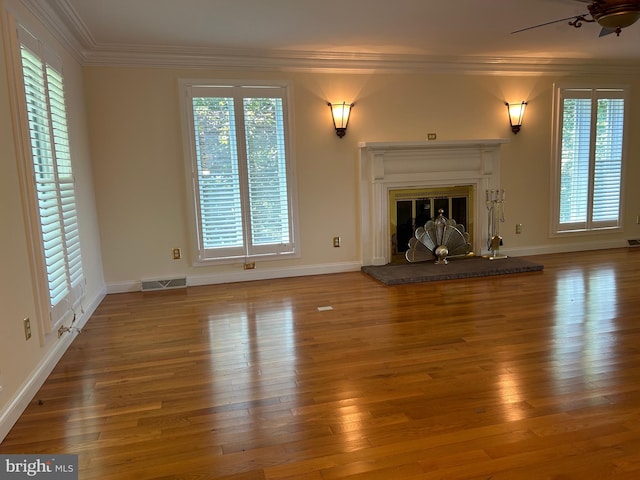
[0,287,106,442]
[188,261,362,286]
[106,240,633,294]
[106,280,141,293]
[501,239,628,257]
[107,261,362,293]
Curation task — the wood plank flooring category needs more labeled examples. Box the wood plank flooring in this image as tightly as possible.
[2,249,640,479]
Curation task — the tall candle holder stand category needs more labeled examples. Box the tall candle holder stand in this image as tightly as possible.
[485,189,507,260]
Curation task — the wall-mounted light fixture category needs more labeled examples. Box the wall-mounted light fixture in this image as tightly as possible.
[328,101,354,138]
[506,101,527,134]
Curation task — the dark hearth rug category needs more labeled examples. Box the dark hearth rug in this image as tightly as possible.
[361,256,544,285]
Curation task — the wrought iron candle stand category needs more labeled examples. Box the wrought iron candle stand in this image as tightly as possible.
[485,189,507,260]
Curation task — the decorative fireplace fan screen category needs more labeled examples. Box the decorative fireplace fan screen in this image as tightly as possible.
[405,209,472,264]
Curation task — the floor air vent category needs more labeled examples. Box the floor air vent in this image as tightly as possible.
[141,277,187,291]
[627,239,640,247]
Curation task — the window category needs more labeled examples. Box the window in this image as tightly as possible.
[14,25,84,330]
[181,81,298,263]
[551,85,627,234]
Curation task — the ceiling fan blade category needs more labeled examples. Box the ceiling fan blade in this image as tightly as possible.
[599,26,617,36]
[511,15,587,34]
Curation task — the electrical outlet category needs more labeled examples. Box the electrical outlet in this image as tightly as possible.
[427,133,437,140]
[243,262,256,270]
[172,247,182,260]
[23,317,32,341]
[515,223,523,234]
[333,236,341,247]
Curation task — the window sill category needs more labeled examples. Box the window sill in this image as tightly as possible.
[551,226,622,237]
[193,250,300,267]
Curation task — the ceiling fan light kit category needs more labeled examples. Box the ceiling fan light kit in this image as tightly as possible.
[593,8,640,28]
[513,0,640,37]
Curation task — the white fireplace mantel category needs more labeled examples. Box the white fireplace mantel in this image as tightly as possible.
[359,139,509,265]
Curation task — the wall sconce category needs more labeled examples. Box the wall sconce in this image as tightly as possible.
[506,101,527,134]
[328,101,354,138]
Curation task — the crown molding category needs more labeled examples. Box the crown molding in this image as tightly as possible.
[18,0,640,76]
[17,0,89,63]
[80,45,640,76]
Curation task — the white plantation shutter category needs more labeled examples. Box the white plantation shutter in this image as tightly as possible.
[559,96,591,227]
[191,96,244,256]
[18,27,84,327]
[185,83,296,262]
[592,97,624,225]
[555,87,626,233]
[243,96,291,252]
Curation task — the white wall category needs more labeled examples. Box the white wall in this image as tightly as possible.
[83,68,640,292]
[0,0,105,440]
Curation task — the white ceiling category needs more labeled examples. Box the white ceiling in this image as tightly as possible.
[22,0,640,72]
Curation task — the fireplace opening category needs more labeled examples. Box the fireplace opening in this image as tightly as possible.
[390,186,473,263]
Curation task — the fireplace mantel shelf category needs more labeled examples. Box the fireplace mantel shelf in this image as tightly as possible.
[358,139,509,151]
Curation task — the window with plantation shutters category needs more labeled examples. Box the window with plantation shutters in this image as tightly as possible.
[552,86,627,234]
[16,26,84,329]
[182,82,297,262]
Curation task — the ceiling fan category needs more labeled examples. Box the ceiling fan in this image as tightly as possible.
[513,0,640,37]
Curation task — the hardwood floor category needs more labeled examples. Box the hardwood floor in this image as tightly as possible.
[2,249,640,479]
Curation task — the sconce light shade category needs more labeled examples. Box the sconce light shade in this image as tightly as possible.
[328,101,354,138]
[506,101,527,134]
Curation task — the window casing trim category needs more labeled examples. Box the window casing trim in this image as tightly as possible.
[6,15,84,338]
[549,83,629,237]
[179,79,300,266]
